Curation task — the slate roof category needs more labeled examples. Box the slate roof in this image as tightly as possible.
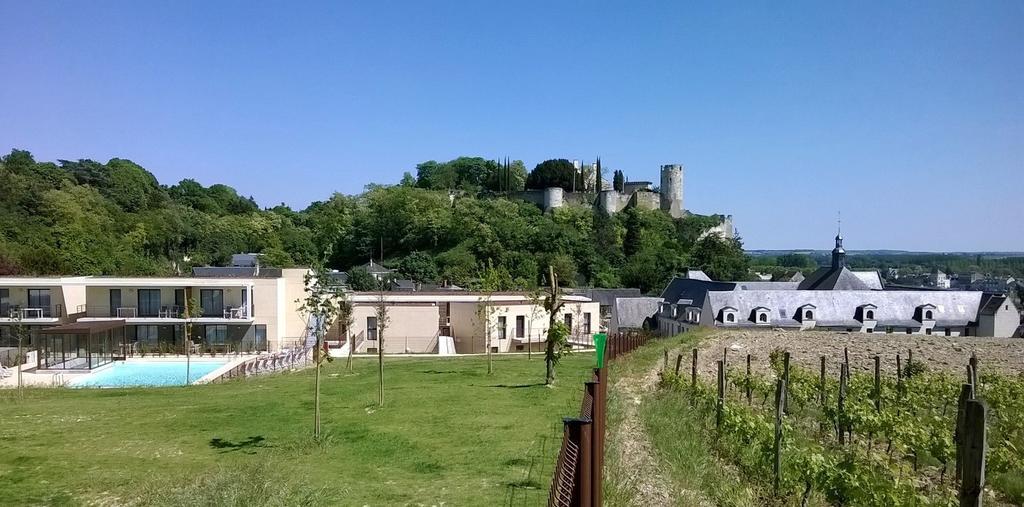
[705,290,983,328]
[979,294,1008,316]
[685,269,712,281]
[192,266,284,278]
[852,271,884,290]
[659,278,735,306]
[572,288,643,307]
[734,281,800,290]
[613,297,662,330]
[798,266,873,291]
[363,260,394,274]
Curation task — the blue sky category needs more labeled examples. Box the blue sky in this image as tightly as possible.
[2,1,1021,251]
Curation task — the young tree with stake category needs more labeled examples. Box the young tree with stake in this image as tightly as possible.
[375,284,390,407]
[543,265,569,385]
[298,263,345,439]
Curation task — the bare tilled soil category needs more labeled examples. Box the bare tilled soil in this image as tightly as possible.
[689,330,1024,379]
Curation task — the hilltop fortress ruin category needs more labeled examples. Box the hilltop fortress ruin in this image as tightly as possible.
[516,163,735,239]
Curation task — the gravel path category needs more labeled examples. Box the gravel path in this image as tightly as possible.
[610,347,710,507]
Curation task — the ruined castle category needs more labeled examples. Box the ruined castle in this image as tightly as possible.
[516,163,735,239]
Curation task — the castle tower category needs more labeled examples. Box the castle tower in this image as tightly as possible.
[659,164,684,218]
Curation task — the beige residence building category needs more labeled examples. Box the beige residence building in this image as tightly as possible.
[341,292,601,354]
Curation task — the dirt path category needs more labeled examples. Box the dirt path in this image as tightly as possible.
[610,348,708,507]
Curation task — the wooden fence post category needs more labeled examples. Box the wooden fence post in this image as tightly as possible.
[959,399,987,507]
[674,353,683,376]
[586,380,602,507]
[819,356,826,406]
[782,351,791,414]
[746,354,752,405]
[874,355,881,413]
[565,417,592,507]
[955,383,975,483]
[664,349,669,371]
[774,378,785,497]
[838,363,848,445]
[691,349,698,389]
[716,360,724,430]
[843,347,850,373]
[907,349,914,378]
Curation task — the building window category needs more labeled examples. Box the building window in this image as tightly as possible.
[138,289,161,317]
[0,288,9,316]
[110,289,122,317]
[200,289,224,317]
[925,310,933,320]
[367,316,378,340]
[758,313,767,323]
[583,313,592,334]
[866,328,873,334]
[27,289,52,317]
[865,310,875,320]
[886,327,893,334]
[564,313,573,332]
[515,316,525,338]
[498,316,507,340]
[254,324,267,351]
[205,325,227,345]
[136,325,160,346]
[925,328,933,335]
[906,328,913,335]
[804,310,814,320]
[945,328,952,337]
[726,313,735,323]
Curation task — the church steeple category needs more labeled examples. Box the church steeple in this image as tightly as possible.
[831,214,846,268]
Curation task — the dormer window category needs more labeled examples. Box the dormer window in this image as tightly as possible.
[720,306,738,324]
[856,304,878,322]
[916,303,937,322]
[751,306,771,325]
[797,304,817,322]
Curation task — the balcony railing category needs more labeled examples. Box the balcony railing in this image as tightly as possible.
[2,304,63,319]
[74,305,248,319]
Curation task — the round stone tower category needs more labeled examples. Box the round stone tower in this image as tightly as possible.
[543,186,564,211]
[659,164,684,218]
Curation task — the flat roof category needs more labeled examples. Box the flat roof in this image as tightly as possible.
[349,292,593,303]
[39,320,125,334]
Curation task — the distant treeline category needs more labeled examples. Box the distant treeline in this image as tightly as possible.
[0,150,747,293]
[751,252,1024,278]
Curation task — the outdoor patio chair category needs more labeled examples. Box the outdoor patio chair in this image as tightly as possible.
[0,365,11,379]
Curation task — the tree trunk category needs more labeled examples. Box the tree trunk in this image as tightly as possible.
[314,350,322,438]
[345,324,353,372]
[378,333,385,407]
[545,336,556,385]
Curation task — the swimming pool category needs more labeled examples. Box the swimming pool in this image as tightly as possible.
[71,359,230,388]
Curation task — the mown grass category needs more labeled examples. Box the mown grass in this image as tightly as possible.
[0,354,597,506]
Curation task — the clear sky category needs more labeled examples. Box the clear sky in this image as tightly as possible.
[2,1,1021,251]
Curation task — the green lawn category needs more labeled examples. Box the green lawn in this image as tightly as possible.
[0,354,597,506]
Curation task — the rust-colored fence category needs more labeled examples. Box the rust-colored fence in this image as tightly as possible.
[548,332,651,507]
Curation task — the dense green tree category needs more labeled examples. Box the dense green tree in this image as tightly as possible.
[525,159,576,191]
[612,170,624,192]
[691,235,750,281]
[396,251,438,283]
[346,267,377,291]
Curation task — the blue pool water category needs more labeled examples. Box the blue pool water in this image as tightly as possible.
[72,360,229,387]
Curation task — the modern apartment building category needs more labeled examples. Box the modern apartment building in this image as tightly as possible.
[0,277,88,342]
[341,292,601,354]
